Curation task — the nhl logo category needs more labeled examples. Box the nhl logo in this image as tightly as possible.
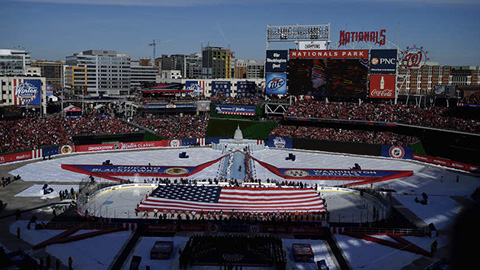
[389,146,405,159]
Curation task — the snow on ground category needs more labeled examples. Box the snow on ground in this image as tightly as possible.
[9,220,131,270]
[9,148,223,183]
[5,147,480,269]
[282,238,337,270]
[394,194,463,231]
[125,236,189,270]
[14,184,78,199]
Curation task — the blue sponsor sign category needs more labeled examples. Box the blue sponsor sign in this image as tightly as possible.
[236,81,256,98]
[185,81,204,96]
[212,81,231,96]
[276,168,401,178]
[266,50,288,72]
[381,145,413,159]
[266,73,287,95]
[370,49,397,74]
[16,79,42,105]
[214,105,255,116]
[266,136,293,149]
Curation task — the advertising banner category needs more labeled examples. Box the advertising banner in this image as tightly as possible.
[369,74,396,98]
[0,79,2,103]
[265,136,293,149]
[370,49,397,74]
[211,81,231,96]
[265,73,287,95]
[0,149,42,164]
[46,85,54,96]
[434,85,446,96]
[75,140,173,152]
[290,50,369,59]
[185,81,205,96]
[214,105,255,116]
[288,59,368,97]
[13,78,42,106]
[298,41,327,50]
[381,145,413,159]
[266,50,288,72]
[413,154,479,172]
[236,81,256,98]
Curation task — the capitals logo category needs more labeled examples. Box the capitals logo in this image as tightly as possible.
[14,79,41,105]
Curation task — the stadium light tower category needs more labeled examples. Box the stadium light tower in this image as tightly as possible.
[266,24,330,49]
[149,39,170,61]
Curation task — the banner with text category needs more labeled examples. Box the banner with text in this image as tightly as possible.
[369,74,396,98]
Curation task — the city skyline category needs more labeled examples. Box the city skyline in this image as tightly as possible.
[1,0,479,66]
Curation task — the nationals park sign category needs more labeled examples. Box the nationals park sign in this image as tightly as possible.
[289,50,369,59]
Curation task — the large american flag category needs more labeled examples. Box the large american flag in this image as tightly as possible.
[137,185,325,213]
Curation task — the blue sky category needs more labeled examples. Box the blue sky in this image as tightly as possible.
[1,0,479,66]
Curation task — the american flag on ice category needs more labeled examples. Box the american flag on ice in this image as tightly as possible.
[137,186,325,213]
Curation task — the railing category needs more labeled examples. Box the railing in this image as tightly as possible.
[44,221,124,229]
[343,226,426,236]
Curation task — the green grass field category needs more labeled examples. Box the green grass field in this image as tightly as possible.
[206,118,278,140]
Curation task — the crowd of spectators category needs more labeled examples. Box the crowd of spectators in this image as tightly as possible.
[270,125,419,146]
[132,113,208,139]
[461,91,480,105]
[285,100,480,133]
[0,115,138,153]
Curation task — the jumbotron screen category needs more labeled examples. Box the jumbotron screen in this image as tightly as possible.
[288,59,368,97]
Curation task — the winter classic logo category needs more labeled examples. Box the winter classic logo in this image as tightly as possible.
[15,82,39,103]
[273,137,286,148]
[389,146,405,159]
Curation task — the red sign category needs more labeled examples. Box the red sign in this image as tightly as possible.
[0,150,33,164]
[400,46,429,69]
[369,74,396,98]
[289,50,369,59]
[339,29,386,46]
[413,154,479,172]
[75,140,173,152]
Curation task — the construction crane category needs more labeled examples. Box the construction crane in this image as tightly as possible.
[149,39,170,60]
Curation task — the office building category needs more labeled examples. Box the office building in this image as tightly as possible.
[66,50,131,96]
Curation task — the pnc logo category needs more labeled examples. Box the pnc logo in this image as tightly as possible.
[371,58,379,65]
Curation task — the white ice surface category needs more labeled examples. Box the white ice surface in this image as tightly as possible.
[4,147,480,270]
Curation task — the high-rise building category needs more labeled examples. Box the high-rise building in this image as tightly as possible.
[202,46,233,79]
[234,59,247,79]
[246,60,265,79]
[64,66,87,95]
[184,53,202,79]
[130,60,158,89]
[397,64,480,95]
[66,50,131,96]
[31,60,64,91]
[0,49,31,76]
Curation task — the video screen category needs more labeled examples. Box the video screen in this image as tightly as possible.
[288,59,368,97]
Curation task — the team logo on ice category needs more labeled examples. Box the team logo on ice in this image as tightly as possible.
[164,167,189,175]
[285,170,310,177]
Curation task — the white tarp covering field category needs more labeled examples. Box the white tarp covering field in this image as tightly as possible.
[4,147,479,269]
